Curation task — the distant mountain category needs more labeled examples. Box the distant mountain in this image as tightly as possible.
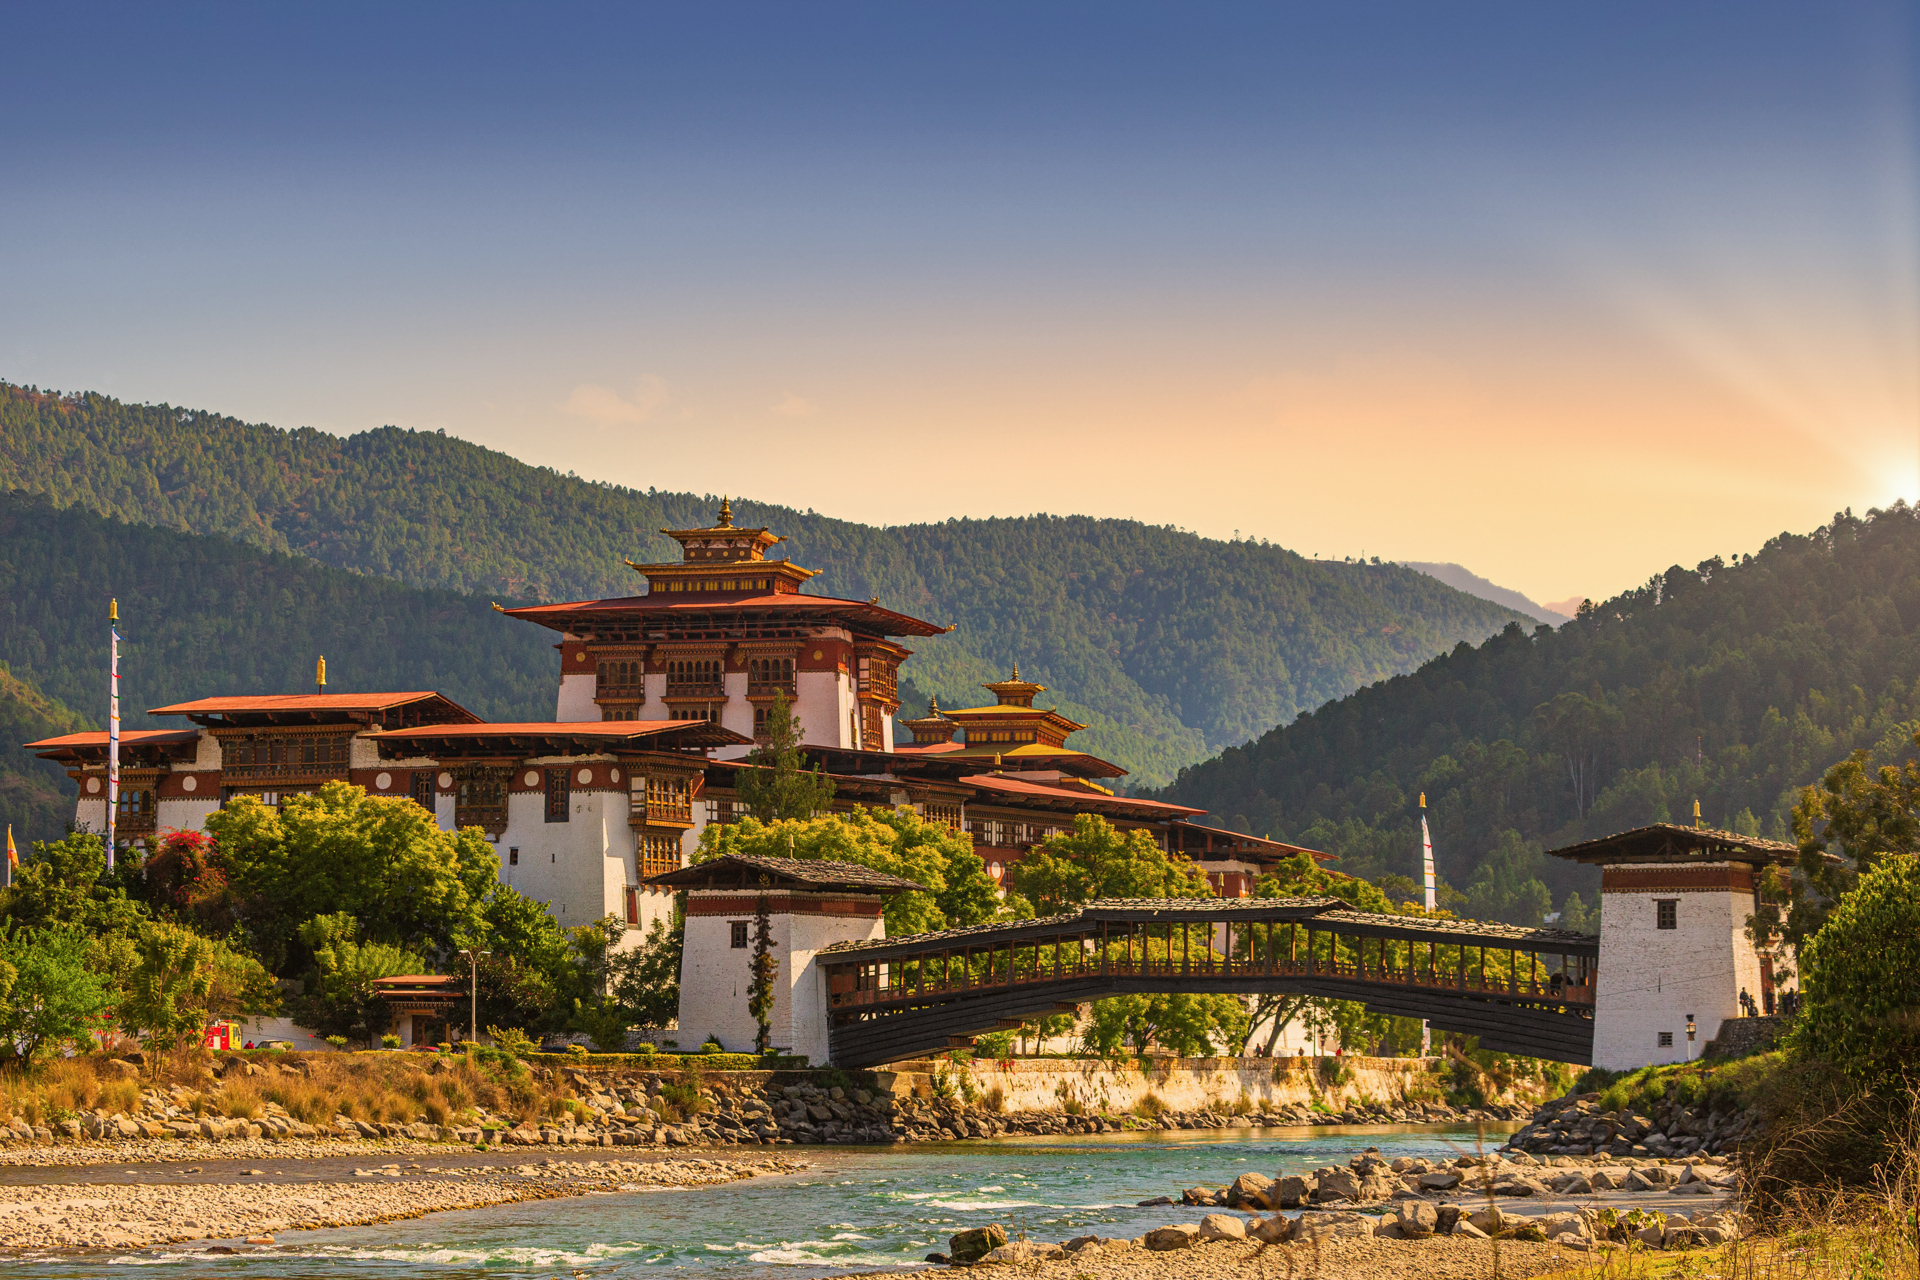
[0,489,565,844]
[1155,507,1920,922]
[1401,562,1571,626]
[0,381,1529,786]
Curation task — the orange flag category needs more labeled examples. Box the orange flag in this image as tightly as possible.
[5,825,15,876]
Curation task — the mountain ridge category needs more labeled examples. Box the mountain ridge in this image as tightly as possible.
[0,380,1528,786]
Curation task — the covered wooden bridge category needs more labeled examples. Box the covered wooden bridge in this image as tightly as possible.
[817,897,1599,1067]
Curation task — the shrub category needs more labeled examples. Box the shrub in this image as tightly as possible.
[983,1085,1005,1113]
[219,1083,264,1120]
[1792,853,1920,1088]
[1133,1092,1167,1119]
[380,1034,401,1050]
[324,1036,349,1051]
[423,1097,451,1126]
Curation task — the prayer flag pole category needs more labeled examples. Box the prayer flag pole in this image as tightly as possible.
[1420,792,1436,1055]
[107,598,121,869]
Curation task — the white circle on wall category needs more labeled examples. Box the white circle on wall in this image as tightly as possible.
[87,777,101,794]
[181,775,197,793]
[375,772,391,790]
[524,770,540,787]
[610,767,621,782]
[437,771,453,788]
[576,767,592,785]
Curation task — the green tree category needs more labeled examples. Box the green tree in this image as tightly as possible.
[120,922,218,1062]
[1079,991,1249,1058]
[607,913,683,1026]
[290,913,427,1045]
[0,831,147,937]
[1559,891,1597,935]
[1463,829,1553,926]
[696,807,1005,935]
[747,896,776,1053]
[1777,731,1920,950]
[208,782,496,972]
[0,923,116,1062]
[1007,814,1211,915]
[1243,852,1407,1054]
[734,694,835,822]
[1789,853,1920,1088]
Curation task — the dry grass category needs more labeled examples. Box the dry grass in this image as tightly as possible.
[1133,1091,1168,1120]
[0,1047,579,1132]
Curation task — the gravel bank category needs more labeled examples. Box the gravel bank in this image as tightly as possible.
[0,1155,807,1253]
[861,1233,1572,1280]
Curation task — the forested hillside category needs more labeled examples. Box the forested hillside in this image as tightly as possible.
[0,491,558,843]
[1154,505,1920,926]
[0,664,92,846]
[0,382,1525,785]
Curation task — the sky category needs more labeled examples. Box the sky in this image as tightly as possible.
[2,3,1915,607]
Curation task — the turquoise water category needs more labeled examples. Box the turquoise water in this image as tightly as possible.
[14,1125,1513,1278]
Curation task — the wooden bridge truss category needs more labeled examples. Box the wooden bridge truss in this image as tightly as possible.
[818,897,1599,1067]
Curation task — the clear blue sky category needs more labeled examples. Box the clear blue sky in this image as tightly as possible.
[3,3,1914,603]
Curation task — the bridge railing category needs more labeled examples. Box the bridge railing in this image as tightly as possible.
[825,949,1595,1012]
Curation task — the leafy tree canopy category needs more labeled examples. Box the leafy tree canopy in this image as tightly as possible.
[735,694,835,822]
[694,807,1007,935]
[1789,853,1920,1089]
[1007,813,1211,916]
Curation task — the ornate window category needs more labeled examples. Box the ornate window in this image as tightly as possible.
[410,772,436,811]
[642,776,692,824]
[857,654,898,702]
[670,705,718,723]
[665,657,724,697]
[596,658,643,696]
[748,655,795,697]
[922,802,962,834]
[861,704,885,751]
[453,766,510,834]
[730,921,749,948]
[219,731,353,782]
[1656,899,1677,930]
[115,785,158,836]
[638,832,681,878]
[544,768,571,823]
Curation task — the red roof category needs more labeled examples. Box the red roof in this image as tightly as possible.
[367,720,750,749]
[25,729,200,750]
[151,692,480,720]
[372,720,743,741]
[500,592,950,638]
[960,773,1205,816]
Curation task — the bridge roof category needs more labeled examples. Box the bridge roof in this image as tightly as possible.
[646,853,927,894]
[818,896,1599,963]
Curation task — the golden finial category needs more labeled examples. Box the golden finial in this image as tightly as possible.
[717,497,733,528]
[1419,792,1426,809]
[927,694,940,715]
[1010,661,1020,681]
[109,598,118,623]
[1693,798,1702,829]
[316,655,327,694]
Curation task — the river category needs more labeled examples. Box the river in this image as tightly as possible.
[7,1123,1517,1279]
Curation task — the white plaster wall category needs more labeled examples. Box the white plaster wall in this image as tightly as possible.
[1594,877,1751,1070]
[718,670,754,747]
[788,910,883,1064]
[879,708,895,753]
[190,734,222,769]
[434,792,456,832]
[493,787,630,926]
[75,796,108,835]
[556,673,598,722]
[156,798,220,834]
[348,735,384,769]
[794,669,850,750]
[676,905,775,1052]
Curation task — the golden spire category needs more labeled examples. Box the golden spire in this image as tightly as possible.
[316,655,327,694]
[717,497,733,528]
[927,694,940,716]
[109,598,118,623]
[1010,661,1020,680]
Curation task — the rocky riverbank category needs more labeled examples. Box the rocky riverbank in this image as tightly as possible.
[0,1155,806,1252]
[1498,1088,1760,1158]
[4,1055,1525,1157]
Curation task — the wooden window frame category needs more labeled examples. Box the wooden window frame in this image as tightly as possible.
[545,768,571,823]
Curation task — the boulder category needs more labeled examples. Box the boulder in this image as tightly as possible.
[1293,1211,1376,1242]
[1491,1176,1548,1197]
[1548,1171,1594,1195]
[1588,1167,1626,1190]
[949,1224,1009,1264]
[1466,1206,1504,1236]
[1312,1168,1364,1202]
[1419,1170,1462,1191]
[1144,1225,1201,1251]
[979,1241,1065,1264]
[1450,1219,1489,1239]
[1063,1235,1105,1252]
[1250,1216,1293,1244]
[1394,1202,1438,1237]
[1273,1174,1316,1208]
[1228,1172,1275,1208]
[1196,1214,1248,1242]
[1435,1206,1463,1235]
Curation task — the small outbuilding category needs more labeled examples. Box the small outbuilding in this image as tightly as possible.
[646,854,925,1064]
